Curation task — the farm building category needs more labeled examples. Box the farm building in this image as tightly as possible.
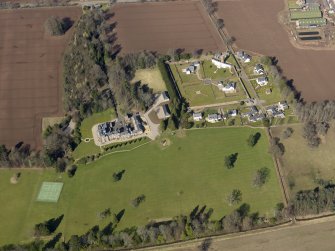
[297,18,327,27]
[157,104,171,120]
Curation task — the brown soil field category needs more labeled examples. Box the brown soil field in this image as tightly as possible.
[111,1,225,54]
[153,217,335,251]
[216,0,335,101]
[0,7,81,149]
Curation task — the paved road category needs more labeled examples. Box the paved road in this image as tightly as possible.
[139,216,335,251]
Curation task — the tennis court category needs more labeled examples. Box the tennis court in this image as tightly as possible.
[36,182,63,203]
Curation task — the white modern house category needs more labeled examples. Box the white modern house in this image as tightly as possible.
[211,58,232,69]
[218,82,236,93]
[254,64,265,75]
[236,51,251,63]
[278,101,289,111]
[206,113,222,123]
[193,112,203,121]
[256,77,269,86]
[228,109,238,117]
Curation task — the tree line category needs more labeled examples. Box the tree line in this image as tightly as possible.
[0,203,287,251]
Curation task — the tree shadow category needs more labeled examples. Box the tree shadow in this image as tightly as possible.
[102,222,114,235]
[43,232,62,251]
[198,238,212,251]
[237,203,250,218]
[254,132,261,145]
[231,153,238,166]
[62,17,74,33]
[190,205,199,220]
[116,209,125,222]
[47,214,64,233]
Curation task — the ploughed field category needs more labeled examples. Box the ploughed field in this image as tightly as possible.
[216,0,335,101]
[0,7,81,148]
[0,128,282,244]
[111,1,225,53]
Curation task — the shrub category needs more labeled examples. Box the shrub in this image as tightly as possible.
[253,167,270,187]
[247,132,261,147]
[224,153,238,169]
[131,194,146,208]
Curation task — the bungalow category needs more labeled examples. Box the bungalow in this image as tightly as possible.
[206,113,222,123]
[254,64,265,75]
[256,77,269,86]
[218,81,236,93]
[193,112,203,121]
[236,51,251,63]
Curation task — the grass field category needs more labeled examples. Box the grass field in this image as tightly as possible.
[42,117,65,132]
[271,124,335,196]
[0,128,282,245]
[132,68,166,92]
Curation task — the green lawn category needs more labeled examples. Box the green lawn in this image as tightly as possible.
[72,109,116,159]
[0,128,283,245]
[202,60,233,80]
[80,109,115,139]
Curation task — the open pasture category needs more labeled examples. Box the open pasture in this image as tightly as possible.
[271,124,335,196]
[0,128,282,245]
[216,0,335,101]
[0,7,81,148]
[110,1,225,53]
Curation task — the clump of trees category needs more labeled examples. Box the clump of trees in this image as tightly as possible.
[34,215,63,237]
[293,185,335,216]
[131,194,146,208]
[269,137,285,157]
[282,127,294,139]
[112,170,125,182]
[224,153,238,169]
[253,167,270,187]
[226,189,242,205]
[247,132,261,147]
[302,122,321,148]
[44,16,66,36]
[99,208,111,220]
[67,165,77,178]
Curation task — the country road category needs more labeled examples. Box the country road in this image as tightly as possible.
[138,216,335,251]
